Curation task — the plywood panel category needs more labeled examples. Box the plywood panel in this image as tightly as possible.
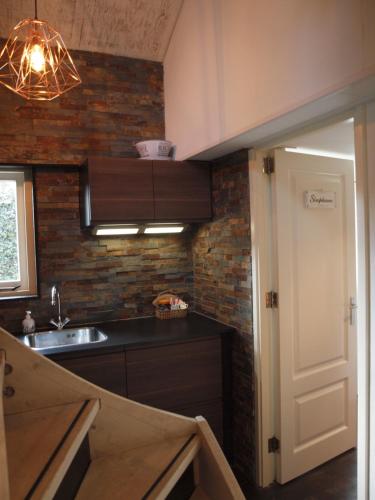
[0,0,183,62]
[0,327,245,499]
[195,417,245,500]
[76,435,192,499]
[5,401,86,499]
[1,327,197,461]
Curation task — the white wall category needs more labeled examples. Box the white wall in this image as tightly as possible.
[164,0,375,160]
[367,101,375,500]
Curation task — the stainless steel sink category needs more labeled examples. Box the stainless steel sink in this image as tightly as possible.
[22,327,107,350]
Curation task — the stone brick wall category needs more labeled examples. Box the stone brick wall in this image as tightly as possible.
[192,149,255,486]
[0,45,164,164]
[0,47,193,332]
[0,167,193,332]
[0,42,255,487]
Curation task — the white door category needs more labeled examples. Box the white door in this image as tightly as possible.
[272,149,357,484]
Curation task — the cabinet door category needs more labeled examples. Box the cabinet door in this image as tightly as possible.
[153,161,211,221]
[54,352,126,396]
[88,157,154,223]
[126,338,222,409]
[172,399,223,445]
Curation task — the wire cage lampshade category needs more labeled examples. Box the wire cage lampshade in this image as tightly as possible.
[0,2,81,101]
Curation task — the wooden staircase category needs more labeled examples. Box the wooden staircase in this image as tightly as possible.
[0,327,246,499]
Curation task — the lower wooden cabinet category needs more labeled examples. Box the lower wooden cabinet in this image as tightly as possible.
[53,352,126,397]
[49,337,228,448]
[126,338,222,409]
[126,338,224,446]
[171,399,224,445]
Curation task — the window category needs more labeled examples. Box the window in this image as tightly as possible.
[0,169,37,299]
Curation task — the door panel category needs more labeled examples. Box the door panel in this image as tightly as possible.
[88,157,154,222]
[292,171,346,373]
[273,149,356,483]
[153,161,211,220]
[295,380,347,447]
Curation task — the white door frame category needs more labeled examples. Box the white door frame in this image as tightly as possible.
[249,106,371,497]
[365,102,375,500]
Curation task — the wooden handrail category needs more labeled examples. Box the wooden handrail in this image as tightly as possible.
[195,416,246,500]
[0,325,245,499]
[146,434,200,499]
[0,350,10,500]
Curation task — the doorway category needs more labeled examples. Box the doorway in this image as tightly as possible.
[250,114,366,494]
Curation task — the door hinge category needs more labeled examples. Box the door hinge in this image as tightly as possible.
[263,156,275,175]
[268,436,280,453]
[266,291,278,308]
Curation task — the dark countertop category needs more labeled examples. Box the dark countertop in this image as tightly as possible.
[23,312,234,358]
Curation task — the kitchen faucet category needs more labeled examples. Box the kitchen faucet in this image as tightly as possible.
[50,285,70,330]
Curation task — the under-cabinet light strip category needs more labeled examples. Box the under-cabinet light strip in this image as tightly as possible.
[95,227,139,235]
[144,226,184,234]
[93,224,186,236]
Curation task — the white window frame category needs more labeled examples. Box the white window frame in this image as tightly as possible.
[0,169,37,299]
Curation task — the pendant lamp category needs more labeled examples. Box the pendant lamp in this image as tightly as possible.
[0,0,81,100]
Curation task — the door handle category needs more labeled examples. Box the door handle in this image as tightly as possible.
[349,297,357,326]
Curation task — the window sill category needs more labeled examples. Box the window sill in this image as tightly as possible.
[0,293,39,302]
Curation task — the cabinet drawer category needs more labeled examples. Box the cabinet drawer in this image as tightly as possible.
[173,399,223,445]
[126,338,222,409]
[55,352,126,396]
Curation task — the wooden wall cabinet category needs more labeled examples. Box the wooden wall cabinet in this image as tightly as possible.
[80,157,211,227]
[153,161,212,221]
[80,157,154,227]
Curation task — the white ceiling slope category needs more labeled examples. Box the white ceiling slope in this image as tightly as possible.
[0,0,183,61]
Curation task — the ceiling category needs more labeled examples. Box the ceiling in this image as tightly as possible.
[0,0,183,62]
[280,118,355,158]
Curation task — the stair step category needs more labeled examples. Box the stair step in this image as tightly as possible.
[76,434,200,500]
[5,398,99,499]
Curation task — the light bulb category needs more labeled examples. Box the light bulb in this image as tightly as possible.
[29,44,45,72]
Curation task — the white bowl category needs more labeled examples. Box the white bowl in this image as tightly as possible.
[135,140,174,160]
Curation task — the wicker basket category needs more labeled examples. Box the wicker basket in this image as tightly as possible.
[155,308,188,320]
[153,290,188,320]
